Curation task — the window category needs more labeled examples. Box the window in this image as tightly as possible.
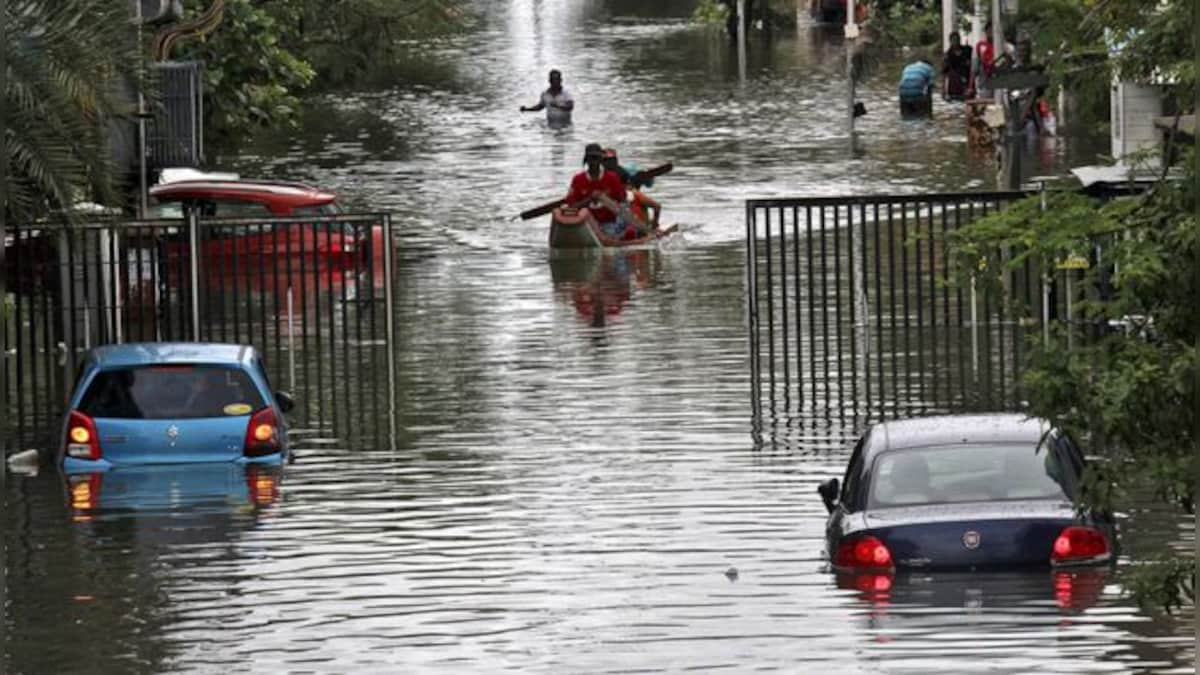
[841,435,868,510]
[149,201,184,219]
[868,443,1071,508]
[79,365,265,419]
[292,203,343,217]
[212,199,273,218]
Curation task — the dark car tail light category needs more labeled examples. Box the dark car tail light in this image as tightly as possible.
[243,407,281,457]
[1051,526,1111,565]
[65,410,101,460]
[836,534,894,569]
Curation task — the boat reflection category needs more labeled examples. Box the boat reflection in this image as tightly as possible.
[837,567,1109,615]
[63,462,283,525]
[550,250,659,328]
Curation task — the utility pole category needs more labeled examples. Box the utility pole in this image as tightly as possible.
[737,0,747,83]
[942,0,955,54]
[846,0,858,145]
[136,0,148,218]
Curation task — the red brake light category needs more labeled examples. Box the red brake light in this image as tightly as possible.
[1051,526,1110,564]
[243,407,281,457]
[65,411,101,460]
[836,534,894,569]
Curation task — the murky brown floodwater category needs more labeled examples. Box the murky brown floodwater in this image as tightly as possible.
[5,2,1193,673]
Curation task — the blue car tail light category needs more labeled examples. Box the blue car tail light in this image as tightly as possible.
[243,407,281,457]
[1051,526,1111,565]
[836,534,894,570]
[66,411,102,460]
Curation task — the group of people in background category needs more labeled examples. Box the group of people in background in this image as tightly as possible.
[897,22,1054,137]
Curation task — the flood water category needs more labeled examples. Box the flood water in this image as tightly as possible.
[4,2,1194,673]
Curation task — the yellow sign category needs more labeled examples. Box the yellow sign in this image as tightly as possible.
[223,403,252,416]
[1056,255,1089,270]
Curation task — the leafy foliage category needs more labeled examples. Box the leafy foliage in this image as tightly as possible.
[4,0,140,222]
[949,143,1197,610]
[172,0,315,148]
[172,0,470,147]
[692,0,730,25]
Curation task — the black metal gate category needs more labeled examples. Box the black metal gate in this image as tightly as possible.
[746,191,1057,424]
[2,212,398,455]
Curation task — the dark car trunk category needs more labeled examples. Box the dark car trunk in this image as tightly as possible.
[860,500,1080,570]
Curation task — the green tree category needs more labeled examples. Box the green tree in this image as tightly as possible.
[171,0,315,148]
[946,0,1196,612]
[4,0,141,222]
[172,0,469,148]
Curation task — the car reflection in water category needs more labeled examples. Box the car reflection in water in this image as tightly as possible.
[838,568,1108,616]
[550,250,659,328]
[63,462,283,528]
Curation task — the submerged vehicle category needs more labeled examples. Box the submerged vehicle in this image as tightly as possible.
[58,342,295,472]
[818,413,1114,576]
[150,171,370,263]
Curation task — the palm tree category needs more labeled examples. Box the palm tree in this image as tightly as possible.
[5,0,142,224]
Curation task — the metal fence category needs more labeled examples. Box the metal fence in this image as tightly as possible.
[2,212,397,454]
[745,191,1069,424]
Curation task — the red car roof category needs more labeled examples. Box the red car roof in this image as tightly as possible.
[149,180,338,211]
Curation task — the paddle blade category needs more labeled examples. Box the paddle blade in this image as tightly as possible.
[633,162,673,185]
[520,199,565,221]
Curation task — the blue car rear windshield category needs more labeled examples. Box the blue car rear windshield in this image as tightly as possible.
[869,443,1071,508]
[79,365,265,420]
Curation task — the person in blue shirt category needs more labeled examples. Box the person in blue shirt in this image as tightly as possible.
[898,59,936,117]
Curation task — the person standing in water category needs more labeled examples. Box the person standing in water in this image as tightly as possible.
[942,32,972,101]
[520,69,574,127]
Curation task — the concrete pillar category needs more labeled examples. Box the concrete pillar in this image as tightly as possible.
[846,0,858,142]
[737,0,747,83]
[943,0,956,54]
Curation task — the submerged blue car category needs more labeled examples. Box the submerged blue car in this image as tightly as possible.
[58,343,295,472]
[819,414,1114,574]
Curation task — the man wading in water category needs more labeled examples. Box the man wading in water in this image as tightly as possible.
[520,69,574,127]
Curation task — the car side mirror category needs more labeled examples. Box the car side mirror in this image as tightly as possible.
[275,391,295,414]
[818,478,840,514]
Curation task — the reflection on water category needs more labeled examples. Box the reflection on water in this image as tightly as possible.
[4,1,1188,673]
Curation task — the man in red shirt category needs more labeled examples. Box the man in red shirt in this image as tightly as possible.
[972,21,995,98]
[566,143,628,238]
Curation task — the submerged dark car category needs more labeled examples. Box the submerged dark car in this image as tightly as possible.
[819,414,1114,574]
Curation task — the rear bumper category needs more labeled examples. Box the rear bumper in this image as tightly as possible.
[63,452,285,473]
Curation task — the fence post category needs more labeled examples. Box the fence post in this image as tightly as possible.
[287,286,296,392]
[382,214,398,450]
[970,273,980,383]
[186,207,201,341]
[1040,184,1050,349]
[852,202,869,408]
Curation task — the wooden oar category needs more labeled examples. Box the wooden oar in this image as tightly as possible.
[518,162,675,220]
[519,198,566,221]
[631,162,673,185]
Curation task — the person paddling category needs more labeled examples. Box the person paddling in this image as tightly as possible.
[520,69,574,127]
[604,149,663,235]
[566,143,629,240]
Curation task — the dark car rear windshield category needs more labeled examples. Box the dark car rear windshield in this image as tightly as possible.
[79,365,265,420]
[869,443,1071,508]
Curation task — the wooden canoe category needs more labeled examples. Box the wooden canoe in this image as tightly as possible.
[549,207,676,251]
